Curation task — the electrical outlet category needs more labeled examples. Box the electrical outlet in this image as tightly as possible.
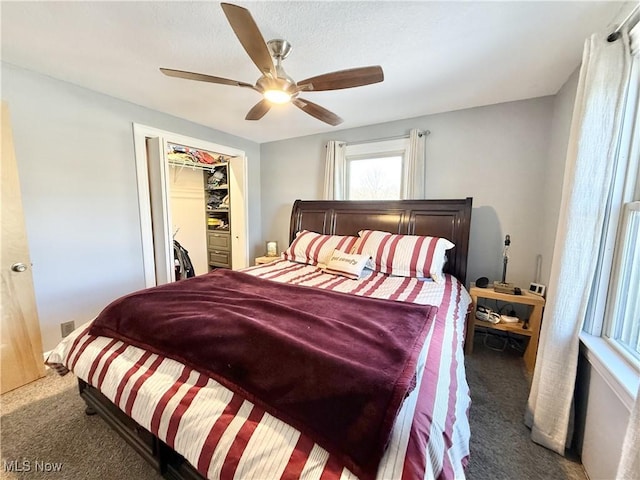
[60,321,75,338]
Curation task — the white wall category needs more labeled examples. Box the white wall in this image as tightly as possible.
[260,97,555,288]
[575,350,631,480]
[540,68,580,285]
[2,62,261,351]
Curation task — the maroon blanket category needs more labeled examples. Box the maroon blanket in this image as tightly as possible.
[89,269,437,479]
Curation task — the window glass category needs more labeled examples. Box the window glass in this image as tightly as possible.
[604,201,640,364]
[347,156,402,200]
[344,137,408,201]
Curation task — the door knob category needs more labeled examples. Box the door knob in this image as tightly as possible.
[11,263,27,272]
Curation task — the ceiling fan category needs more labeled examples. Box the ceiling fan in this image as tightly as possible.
[160,2,384,126]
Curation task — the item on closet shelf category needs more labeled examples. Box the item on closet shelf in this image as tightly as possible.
[207,192,226,209]
[207,170,227,188]
[168,152,198,164]
[195,151,215,164]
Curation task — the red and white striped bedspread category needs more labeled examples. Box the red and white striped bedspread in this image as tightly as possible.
[47,260,472,480]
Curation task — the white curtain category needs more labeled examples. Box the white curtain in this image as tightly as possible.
[323,140,346,200]
[524,31,632,454]
[401,129,426,199]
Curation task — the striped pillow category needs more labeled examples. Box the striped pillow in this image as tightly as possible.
[324,250,370,280]
[283,230,360,266]
[352,230,455,283]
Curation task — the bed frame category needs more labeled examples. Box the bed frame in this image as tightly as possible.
[290,198,472,283]
[79,197,473,480]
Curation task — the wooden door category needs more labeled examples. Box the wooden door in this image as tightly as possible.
[1,102,45,393]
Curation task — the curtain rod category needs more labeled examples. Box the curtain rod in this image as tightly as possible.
[608,2,640,42]
[343,130,431,147]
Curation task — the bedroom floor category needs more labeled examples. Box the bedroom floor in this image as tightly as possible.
[465,331,586,480]
[0,337,586,480]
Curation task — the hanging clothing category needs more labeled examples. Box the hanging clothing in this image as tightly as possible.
[173,240,195,280]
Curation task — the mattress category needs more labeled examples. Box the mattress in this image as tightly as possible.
[47,259,472,480]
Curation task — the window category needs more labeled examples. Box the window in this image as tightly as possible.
[347,156,402,200]
[604,201,640,363]
[345,138,409,201]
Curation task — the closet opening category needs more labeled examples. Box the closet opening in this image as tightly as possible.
[133,124,248,287]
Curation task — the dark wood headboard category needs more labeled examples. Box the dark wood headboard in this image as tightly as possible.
[289,198,473,283]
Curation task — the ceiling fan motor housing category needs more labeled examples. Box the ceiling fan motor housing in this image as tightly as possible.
[267,39,292,60]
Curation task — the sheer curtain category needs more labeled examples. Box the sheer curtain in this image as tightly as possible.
[323,140,346,200]
[524,31,632,454]
[401,129,426,199]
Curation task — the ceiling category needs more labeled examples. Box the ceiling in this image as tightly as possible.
[1,1,631,144]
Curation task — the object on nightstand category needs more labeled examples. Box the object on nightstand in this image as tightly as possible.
[265,240,278,257]
[476,305,500,324]
[528,282,546,297]
[500,314,520,324]
[493,234,519,294]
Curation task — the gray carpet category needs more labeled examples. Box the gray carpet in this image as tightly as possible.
[1,336,586,480]
[465,331,585,480]
[0,372,161,480]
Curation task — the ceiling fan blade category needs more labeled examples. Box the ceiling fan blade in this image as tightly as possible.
[160,68,257,90]
[297,66,384,91]
[293,98,343,126]
[221,3,276,78]
[245,99,271,120]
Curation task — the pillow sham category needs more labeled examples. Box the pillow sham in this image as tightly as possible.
[324,250,371,280]
[282,230,359,266]
[351,230,455,283]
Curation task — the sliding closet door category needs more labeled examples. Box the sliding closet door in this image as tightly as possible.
[146,137,174,285]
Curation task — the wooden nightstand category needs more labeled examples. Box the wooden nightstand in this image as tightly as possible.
[467,286,546,372]
[254,256,280,266]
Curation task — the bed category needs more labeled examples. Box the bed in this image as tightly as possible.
[47,198,473,480]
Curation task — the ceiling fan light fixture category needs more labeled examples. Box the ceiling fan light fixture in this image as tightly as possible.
[263,89,291,104]
[161,4,385,125]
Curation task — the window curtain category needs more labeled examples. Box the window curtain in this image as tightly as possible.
[401,129,426,199]
[323,140,346,200]
[524,31,632,454]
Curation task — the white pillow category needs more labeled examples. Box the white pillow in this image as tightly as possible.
[324,250,371,280]
[282,230,359,266]
[351,230,455,283]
